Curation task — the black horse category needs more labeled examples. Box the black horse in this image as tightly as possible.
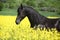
[15,4,60,31]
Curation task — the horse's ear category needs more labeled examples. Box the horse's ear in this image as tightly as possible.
[21,4,23,9]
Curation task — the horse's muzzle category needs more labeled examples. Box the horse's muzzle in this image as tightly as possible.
[15,21,19,25]
[15,19,20,25]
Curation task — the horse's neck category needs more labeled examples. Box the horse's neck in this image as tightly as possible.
[25,7,48,24]
[26,10,48,24]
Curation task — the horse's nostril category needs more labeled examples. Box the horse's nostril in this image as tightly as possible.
[16,22,18,24]
[15,21,18,24]
[15,20,20,25]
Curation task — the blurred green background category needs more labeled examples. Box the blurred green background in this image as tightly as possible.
[0,0,60,17]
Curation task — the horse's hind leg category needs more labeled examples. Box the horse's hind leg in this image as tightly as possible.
[55,19,60,32]
[56,25,60,32]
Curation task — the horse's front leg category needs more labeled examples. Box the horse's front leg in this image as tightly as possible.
[38,24,45,30]
[30,24,37,30]
[33,25,38,30]
[34,24,45,30]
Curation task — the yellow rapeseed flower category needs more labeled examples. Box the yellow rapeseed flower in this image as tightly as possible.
[0,15,60,40]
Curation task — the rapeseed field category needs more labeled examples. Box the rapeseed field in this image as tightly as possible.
[0,15,60,40]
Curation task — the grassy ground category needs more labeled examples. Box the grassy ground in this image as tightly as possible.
[0,8,17,16]
[39,11,60,17]
[0,8,60,17]
[0,15,60,40]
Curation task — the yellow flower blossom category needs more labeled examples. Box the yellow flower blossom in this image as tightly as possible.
[0,15,60,40]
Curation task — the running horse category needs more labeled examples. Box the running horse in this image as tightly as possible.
[15,4,60,32]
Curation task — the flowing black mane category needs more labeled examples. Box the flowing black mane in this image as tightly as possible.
[16,4,60,32]
[24,6,48,27]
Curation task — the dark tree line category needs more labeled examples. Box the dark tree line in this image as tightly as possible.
[0,0,60,13]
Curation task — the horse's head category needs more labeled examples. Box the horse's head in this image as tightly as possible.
[15,4,26,24]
